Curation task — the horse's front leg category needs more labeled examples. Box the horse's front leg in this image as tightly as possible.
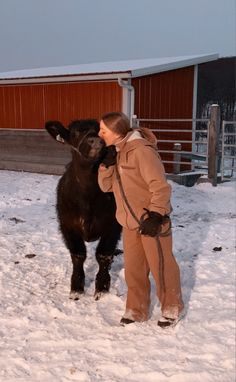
[70,251,86,300]
[94,226,121,300]
[61,226,87,300]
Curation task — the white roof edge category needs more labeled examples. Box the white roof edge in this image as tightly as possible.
[0,54,219,82]
[131,53,219,77]
[0,73,131,85]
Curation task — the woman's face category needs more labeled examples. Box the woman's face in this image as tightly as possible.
[98,120,121,146]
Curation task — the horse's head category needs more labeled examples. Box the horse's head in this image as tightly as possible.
[45,119,106,162]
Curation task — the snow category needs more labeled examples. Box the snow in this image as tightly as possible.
[0,170,235,382]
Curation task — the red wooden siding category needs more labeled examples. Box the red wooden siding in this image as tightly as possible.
[132,67,194,172]
[0,81,122,129]
[132,66,194,118]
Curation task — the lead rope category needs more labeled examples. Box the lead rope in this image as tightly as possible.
[114,163,171,300]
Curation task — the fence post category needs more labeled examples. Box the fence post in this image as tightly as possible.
[173,143,182,174]
[132,114,138,129]
[208,104,220,186]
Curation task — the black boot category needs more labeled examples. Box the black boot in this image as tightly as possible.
[120,317,135,326]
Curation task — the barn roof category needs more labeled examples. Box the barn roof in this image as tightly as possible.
[0,53,218,83]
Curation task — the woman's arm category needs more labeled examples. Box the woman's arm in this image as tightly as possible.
[136,146,172,216]
[98,164,114,192]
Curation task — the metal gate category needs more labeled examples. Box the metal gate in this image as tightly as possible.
[134,117,209,172]
[221,121,236,181]
[134,105,236,186]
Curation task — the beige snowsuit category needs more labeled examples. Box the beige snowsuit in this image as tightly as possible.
[98,131,184,321]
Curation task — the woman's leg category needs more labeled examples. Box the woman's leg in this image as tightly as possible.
[141,221,184,319]
[122,227,151,321]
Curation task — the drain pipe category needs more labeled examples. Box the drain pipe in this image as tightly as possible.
[118,78,135,126]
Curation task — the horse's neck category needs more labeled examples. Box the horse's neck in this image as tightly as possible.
[71,160,98,189]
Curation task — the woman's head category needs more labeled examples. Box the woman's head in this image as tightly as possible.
[99,112,132,146]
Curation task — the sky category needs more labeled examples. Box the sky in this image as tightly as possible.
[0,169,235,381]
[0,0,235,72]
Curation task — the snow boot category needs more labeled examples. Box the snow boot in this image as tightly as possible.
[120,317,135,326]
[157,316,180,329]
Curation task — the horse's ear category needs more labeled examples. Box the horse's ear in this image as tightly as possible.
[45,121,70,143]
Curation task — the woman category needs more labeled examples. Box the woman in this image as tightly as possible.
[98,112,184,328]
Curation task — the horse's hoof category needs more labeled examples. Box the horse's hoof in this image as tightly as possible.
[94,291,102,301]
[69,291,83,300]
[94,290,109,301]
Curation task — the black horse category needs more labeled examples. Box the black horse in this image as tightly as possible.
[45,119,121,300]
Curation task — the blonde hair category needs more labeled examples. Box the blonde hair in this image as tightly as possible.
[101,112,132,137]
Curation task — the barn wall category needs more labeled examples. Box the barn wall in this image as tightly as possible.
[0,80,122,173]
[0,81,122,129]
[132,66,194,172]
[132,66,194,118]
[0,69,195,174]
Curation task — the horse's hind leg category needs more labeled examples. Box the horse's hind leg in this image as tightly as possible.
[61,227,86,300]
[95,253,113,300]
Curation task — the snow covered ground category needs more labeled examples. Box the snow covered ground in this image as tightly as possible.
[0,170,235,382]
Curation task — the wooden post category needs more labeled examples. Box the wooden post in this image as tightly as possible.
[173,143,182,174]
[208,104,220,186]
[132,114,138,129]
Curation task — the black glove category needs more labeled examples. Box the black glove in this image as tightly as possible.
[101,145,117,168]
[139,210,164,237]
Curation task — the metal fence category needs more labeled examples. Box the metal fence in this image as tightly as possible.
[134,117,209,172]
[134,105,236,186]
[221,121,236,181]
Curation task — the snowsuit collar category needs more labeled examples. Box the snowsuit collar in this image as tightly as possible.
[115,130,154,153]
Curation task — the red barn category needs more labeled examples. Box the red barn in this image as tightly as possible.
[0,54,218,174]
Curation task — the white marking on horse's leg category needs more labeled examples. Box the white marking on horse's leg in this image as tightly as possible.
[69,291,82,300]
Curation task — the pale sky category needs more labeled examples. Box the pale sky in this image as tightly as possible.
[0,0,235,72]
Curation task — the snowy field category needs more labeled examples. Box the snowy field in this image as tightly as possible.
[0,170,235,382]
